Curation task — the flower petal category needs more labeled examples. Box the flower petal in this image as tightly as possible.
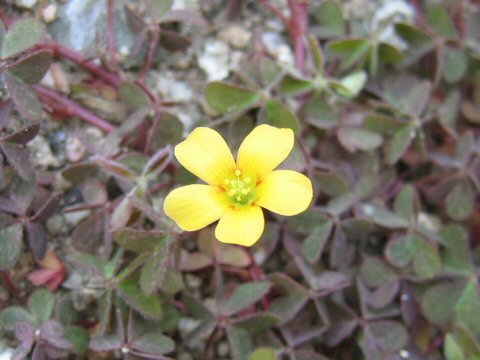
[256,170,313,216]
[215,205,264,247]
[164,185,229,231]
[175,127,236,186]
[237,124,294,181]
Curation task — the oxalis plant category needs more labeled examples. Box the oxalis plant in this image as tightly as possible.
[0,1,480,359]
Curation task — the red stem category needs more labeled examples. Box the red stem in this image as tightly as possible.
[42,42,123,87]
[34,84,117,133]
[107,0,118,68]
[139,26,161,83]
[288,0,309,74]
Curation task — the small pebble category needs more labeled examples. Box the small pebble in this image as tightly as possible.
[42,4,58,23]
[15,0,37,9]
[219,24,251,49]
[198,40,230,81]
[28,136,62,168]
[66,136,86,163]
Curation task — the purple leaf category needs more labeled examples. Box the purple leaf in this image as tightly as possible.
[31,344,46,360]
[12,340,34,360]
[89,334,124,351]
[15,321,35,342]
[1,142,35,180]
[30,193,62,223]
[0,99,14,128]
[142,146,172,178]
[71,212,105,253]
[3,123,40,144]
[25,222,47,260]
[4,73,43,121]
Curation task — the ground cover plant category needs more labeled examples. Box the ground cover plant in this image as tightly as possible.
[0,0,479,359]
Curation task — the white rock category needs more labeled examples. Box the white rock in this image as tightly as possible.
[0,347,14,360]
[42,4,58,23]
[156,73,194,102]
[15,0,37,9]
[262,32,294,66]
[66,136,86,163]
[219,24,251,49]
[197,40,230,81]
[28,136,62,168]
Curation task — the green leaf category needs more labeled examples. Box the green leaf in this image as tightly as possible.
[1,18,45,58]
[4,73,43,121]
[446,181,474,221]
[332,71,367,99]
[249,348,277,360]
[280,76,315,96]
[0,223,23,270]
[395,23,433,48]
[412,238,441,279]
[361,204,409,229]
[7,49,53,84]
[232,312,280,333]
[151,112,184,147]
[456,282,480,335]
[337,127,383,152]
[224,281,271,316]
[315,172,349,196]
[150,0,174,19]
[385,123,416,164]
[426,4,457,38]
[262,99,299,134]
[64,326,90,355]
[302,219,333,263]
[205,82,261,113]
[140,238,170,295]
[132,333,175,354]
[445,334,466,360]
[360,257,397,287]
[119,82,151,110]
[0,306,36,331]
[444,47,468,83]
[305,96,337,129]
[160,269,184,295]
[368,320,408,352]
[394,185,416,222]
[28,288,55,324]
[310,36,324,74]
[378,43,403,64]
[422,280,465,324]
[112,229,165,253]
[442,225,471,275]
[385,234,415,268]
[329,39,370,70]
[227,326,252,360]
[313,0,345,38]
[118,278,163,319]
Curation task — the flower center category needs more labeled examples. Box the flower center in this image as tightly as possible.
[224,169,255,205]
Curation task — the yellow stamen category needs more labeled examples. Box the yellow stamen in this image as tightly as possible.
[235,169,241,177]
[228,189,236,196]
[242,189,248,195]
[244,177,251,184]
[224,179,230,184]
[236,196,242,201]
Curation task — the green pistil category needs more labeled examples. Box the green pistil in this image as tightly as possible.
[225,170,255,205]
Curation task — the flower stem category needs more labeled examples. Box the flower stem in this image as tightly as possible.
[42,42,123,87]
[34,84,117,133]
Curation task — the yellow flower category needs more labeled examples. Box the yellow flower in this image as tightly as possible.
[163,124,313,246]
